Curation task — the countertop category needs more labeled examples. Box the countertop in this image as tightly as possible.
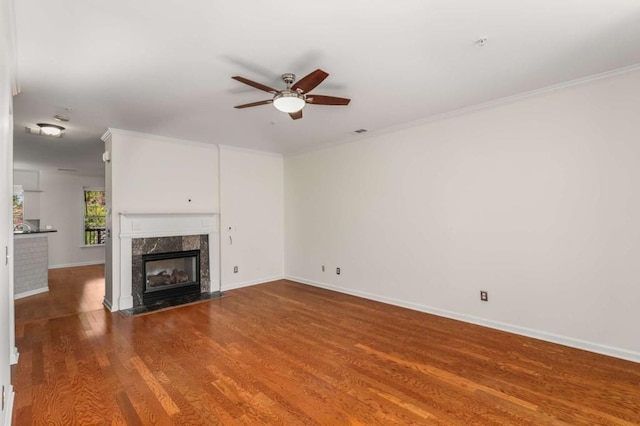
[13,229,58,236]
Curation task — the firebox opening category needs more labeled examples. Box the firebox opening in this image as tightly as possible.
[142,249,200,305]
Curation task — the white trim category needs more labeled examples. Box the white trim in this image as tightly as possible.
[102,297,113,311]
[102,128,219,150]
[119,294,134,311]
[285,63,640,158]
[221,275,285,292]
[7,0,19,95]
[217,145,222,294]
[120,229,216,239]
[14,286,48,299]
[286,275,640,364]
[120,210,218,216]
[3,385,15,426]
[10,347,19,365]
[80,244,105,248]
[49,260,104,269]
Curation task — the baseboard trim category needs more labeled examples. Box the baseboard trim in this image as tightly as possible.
[221,275,285,292]
[286,275,640,364]
[103,297,114,312]
[209,280,221,293]
[118,295,134,311]
[10,347,19,365]
[3,384,14,426]
[14,287,48,300]
[49,261,105,269]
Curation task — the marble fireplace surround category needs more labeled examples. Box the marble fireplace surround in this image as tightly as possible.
[132,235,208,308]
[118,212,219,311]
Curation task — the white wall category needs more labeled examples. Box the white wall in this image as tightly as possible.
[110,131,220,214]
[105,130,220,310]
[219,146,284,290]
[39,171,105,268]
[284,69,640,362]
[13,169,38,190]
[13,170,40,222]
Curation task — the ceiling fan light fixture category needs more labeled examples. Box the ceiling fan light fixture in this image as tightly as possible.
[37,123,65,136]
[232,69,350,120]
[273,92,306,113]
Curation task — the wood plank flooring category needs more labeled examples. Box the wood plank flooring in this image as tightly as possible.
[12,265,640,424]
[14,264,105,323]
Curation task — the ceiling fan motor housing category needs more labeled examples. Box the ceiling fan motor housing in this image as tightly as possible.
[281,73,296,87]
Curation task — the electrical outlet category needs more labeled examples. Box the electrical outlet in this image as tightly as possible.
[233,266,238,273]
[336,267,341,275]
[322,265,325,272]
[480,291,488,301]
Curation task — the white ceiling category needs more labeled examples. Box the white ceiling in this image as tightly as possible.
[12,0,640,176]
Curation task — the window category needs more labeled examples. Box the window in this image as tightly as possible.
[13,192,24,228]
[83,188,106,246]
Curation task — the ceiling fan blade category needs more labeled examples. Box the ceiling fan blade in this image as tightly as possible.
[306,95,351,106]
[232,76,278,93]
[289,110,303,120]
[234,100,272,109]
[292,69,329,93]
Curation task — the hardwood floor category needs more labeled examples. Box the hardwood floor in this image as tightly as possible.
[12,266,640,425]
[14,264,105,323]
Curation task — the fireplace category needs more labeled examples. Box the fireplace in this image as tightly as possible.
[131,234,211,309]
[114,212,220,313]
[143,249,200,305]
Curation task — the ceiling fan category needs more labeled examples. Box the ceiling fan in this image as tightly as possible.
[232,69,350,120]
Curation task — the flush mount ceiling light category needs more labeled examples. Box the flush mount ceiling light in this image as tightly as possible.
[37,123,65,137]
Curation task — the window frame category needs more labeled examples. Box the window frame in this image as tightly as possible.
[82,186,106,247]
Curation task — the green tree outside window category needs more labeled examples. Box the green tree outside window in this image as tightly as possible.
[84,189,106,245]
[13,193,24,227]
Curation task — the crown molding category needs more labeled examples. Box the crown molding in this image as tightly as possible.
[100,129,112,142]
[102,128,218,149]
[218,144,283,158]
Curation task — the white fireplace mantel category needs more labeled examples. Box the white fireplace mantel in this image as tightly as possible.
[116,211,220,311]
